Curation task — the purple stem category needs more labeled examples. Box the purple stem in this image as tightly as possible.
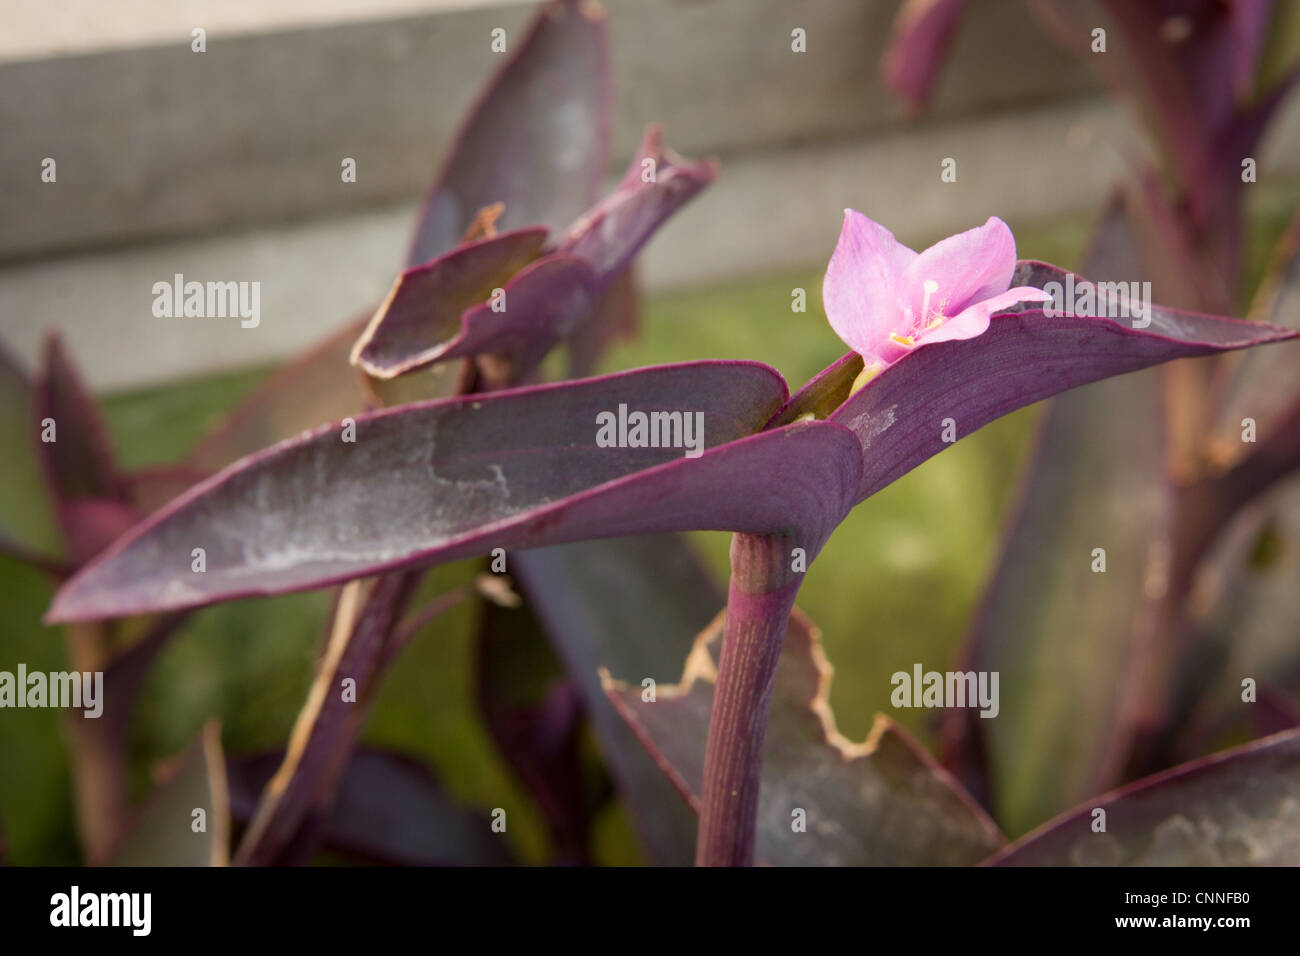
[696,532,802,866]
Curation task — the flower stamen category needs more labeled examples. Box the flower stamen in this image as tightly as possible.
[920,279,939,319]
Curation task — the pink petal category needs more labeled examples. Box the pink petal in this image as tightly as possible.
[823,209,918,357]
[921,286,1052,345]
[903,216,1018,318]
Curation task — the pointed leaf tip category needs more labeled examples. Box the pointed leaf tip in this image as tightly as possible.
[833,262,1298,503]
[47,362,816,621]
[352,228,549,379]
[407,0,611,265]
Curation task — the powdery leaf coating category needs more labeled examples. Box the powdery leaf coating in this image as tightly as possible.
[47,362,865,621]
[44,222,1298,626]
[830,261,1298,503]
[358,127,713,382]
[989,727,1300,866]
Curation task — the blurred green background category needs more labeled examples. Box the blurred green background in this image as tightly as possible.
[2,199,1293,865]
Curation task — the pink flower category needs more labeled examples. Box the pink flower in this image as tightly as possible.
[823,211,1051,387]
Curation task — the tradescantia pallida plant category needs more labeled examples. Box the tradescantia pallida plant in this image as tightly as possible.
[883,0,1300,843]
[3,0,716,865]
[12,0,1300,869]
[47,202,1296,864]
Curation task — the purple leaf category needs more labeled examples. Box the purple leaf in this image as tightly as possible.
[46,262,1296,624]
[954,372,1171,833]
[553,125,717,289]
[1030,0,1286,212]
[512,535,720,866]
[1181,397,1300,584]
[1211,206,1300,465]
[1208,61,1300,200]
[1196,62,1300,289]
[190,314,472,478]
[234,573,426,866]
[406,0,611,266]
[364,128,712,383]
[603,607,1005,865]
[881,0,970,110]
[988,727,1300,865]
[351,228,550,379]
[566,267,640,378]
[832,261,1298,503]
[0,340,60,561]
[1026,2,1200,190]
[58,499,140,571]
[1229,0,1276,94]
[414,254,600,386]
[48,362,866,621]
[128,464,213,515]
[1163,477,1300,763]
[476,598,603,864]
[36,335,133,564]
[189,315,373,473]
[942,198,1173,828]
[768,350,864,427]
[36,334,125,507]
[228,747,515,866]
